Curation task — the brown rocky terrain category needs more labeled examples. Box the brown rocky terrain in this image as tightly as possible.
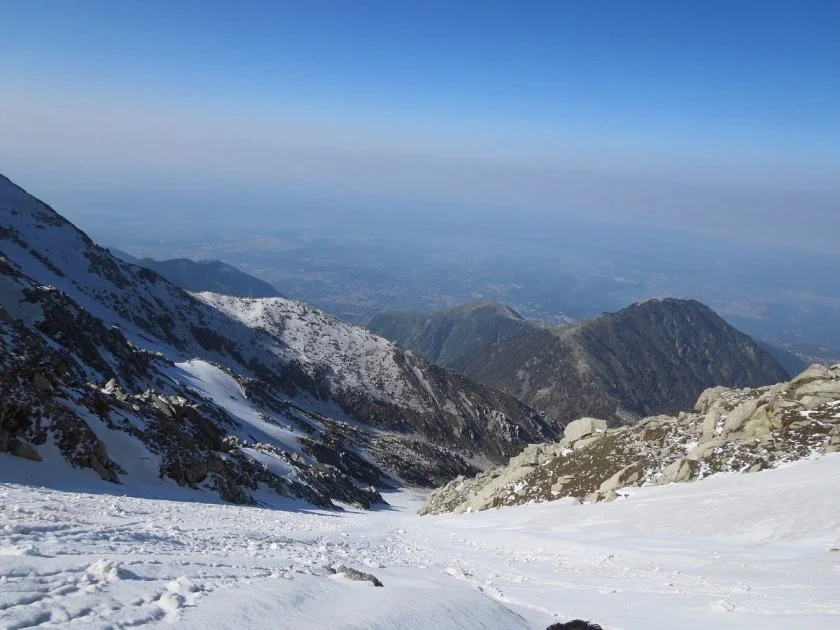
[420,363,840,515]
[371,298,790,428]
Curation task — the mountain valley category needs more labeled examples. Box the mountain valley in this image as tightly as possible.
[0,174,551,508]
[2,174,839,630]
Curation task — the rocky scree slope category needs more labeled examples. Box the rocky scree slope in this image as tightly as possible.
[373,298,789,428]
[0,174,551,508]
[420,363,840,514]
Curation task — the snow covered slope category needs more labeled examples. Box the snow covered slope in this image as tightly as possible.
[199,292,551,456]
[1,454,838,629]
[0,173,551,507]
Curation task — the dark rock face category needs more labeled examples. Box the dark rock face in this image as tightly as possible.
[0,173,551,508]
[546,622,603,630]
[330,565,383,587]
[0,313,126,484]
[451,326,609,427]
[373,298,789,427]
[567,299,790,417]
[328,353,553,462]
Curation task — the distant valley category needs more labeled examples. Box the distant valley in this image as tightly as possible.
[81,197,839,366]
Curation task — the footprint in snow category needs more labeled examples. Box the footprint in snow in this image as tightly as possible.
[710,599,735,613]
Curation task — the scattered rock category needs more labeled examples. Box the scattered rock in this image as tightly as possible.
[331,565,384,587]
[420,365,840,515]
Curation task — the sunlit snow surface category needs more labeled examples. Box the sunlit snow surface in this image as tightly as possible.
[2,455,839,629]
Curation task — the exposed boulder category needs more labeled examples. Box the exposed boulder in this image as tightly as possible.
[695,386,729,413]
[657,458,696,485]
[722,398,760,434]
[599,462,644,494]
[790,364,835,386]
[701,409,720,442]
[564,417,608,443]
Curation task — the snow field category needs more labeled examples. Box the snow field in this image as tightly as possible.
[1,454,839,629]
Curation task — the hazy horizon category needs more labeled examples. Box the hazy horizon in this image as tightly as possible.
[2,1,839,252]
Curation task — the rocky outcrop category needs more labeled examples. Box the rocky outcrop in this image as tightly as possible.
[329,565,384,587]
[563,417,608,443]
[0,299,385,509]
[0,316,126,483]
[420,364,840,515]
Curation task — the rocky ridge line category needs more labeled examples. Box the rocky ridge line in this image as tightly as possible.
[420,363,840,515]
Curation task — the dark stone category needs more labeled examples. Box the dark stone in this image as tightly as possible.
[333,565,383,587]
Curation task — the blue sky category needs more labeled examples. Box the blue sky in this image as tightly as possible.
[1,0,838,249]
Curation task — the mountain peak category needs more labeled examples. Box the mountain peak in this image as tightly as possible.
[628,296,708,312]
[452,298,524,320]
[375,296,790,427]
[1,173,71,229]
[587,297,737,339]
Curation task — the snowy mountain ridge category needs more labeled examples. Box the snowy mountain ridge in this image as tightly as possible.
[0,174,552,508]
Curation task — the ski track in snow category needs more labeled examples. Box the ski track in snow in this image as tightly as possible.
[2,455,839,629]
